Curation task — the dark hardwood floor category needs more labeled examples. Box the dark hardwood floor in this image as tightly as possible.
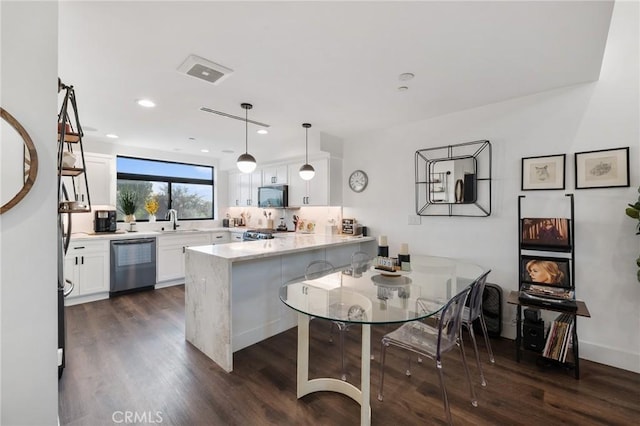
[59,285,639,425]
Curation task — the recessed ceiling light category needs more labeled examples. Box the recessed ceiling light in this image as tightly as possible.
[105,133,119,139]
[257,129,268,135]
[222,149,234,154]
[399,72,415,81]
[397,86,409,92]
[201,149,209,153]
[189,137,196,141]
[136,99,156,108]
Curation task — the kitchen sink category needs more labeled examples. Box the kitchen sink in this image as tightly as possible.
[159,228,200,233]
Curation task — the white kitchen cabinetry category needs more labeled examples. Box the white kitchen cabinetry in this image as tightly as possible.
[64,240,109,300]
[262,164,288,185]
[81,153,115,206]
[228,171,261,207]
[288,157,342,206]
[157,233,212,282]
[229,230,245,242]
[211,232,230,244]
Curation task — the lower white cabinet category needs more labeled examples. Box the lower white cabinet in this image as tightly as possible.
[64,240,109,298]
[211,232,230,244]
[157,233,212,282]
[229,230,245,242]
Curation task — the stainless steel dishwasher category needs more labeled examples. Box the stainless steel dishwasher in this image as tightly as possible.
[110,238,157,295]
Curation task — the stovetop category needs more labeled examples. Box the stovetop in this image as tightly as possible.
[242,229,275,240]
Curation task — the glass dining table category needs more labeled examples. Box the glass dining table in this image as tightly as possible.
[279,255,487,426]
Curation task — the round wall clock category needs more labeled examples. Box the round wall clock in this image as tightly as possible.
[349,170,368,193]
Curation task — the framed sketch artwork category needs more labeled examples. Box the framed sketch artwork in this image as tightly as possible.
[521,154,565,190]
[521,217,571,251]
[575,147,629,189]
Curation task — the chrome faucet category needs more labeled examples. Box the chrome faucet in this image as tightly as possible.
[166,209,179,230]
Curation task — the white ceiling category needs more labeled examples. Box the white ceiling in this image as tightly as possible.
[58,1,614,164]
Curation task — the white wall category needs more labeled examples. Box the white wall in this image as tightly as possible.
[0,1,59,424]
[343,1,639,372]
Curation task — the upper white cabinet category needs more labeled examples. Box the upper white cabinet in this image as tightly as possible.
[262,164,288,185]
[228,170,261,207]
[288,157,342,206]
[81,153,115,206]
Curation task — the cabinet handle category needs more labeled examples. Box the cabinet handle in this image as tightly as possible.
[81,256,84,265]
[182,246,186,253]
[216,235,223,239]
[74,246,85,250]
[75,257,78,265]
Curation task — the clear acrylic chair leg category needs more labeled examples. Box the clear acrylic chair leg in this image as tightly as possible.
[466,323,487,387]
[479,314,495,364]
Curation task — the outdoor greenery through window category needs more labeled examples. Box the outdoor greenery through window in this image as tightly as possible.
[116,156,214,221]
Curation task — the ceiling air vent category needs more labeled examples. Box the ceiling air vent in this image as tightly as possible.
[177,54,233,85]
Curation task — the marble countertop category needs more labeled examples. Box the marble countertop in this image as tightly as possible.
[188,234,375,262]
[69,227,232,241]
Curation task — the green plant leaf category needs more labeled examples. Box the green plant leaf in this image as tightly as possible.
[625,207,639,219]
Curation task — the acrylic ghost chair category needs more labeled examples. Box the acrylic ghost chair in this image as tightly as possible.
[328,252,374,380]
[377,276,484,425]
[460,270,495,387]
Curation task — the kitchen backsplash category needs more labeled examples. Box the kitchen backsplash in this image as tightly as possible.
[226,206,342,234]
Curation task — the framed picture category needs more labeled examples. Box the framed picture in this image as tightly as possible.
[520,255,571,288]
[521,154,565,190]
[575,147,629,189]
[521,217,571,251]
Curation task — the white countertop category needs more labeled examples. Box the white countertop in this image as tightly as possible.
[188,234,375,262]
[69,227,241,241]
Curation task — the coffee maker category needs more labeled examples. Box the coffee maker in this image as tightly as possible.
[94,210,117,232]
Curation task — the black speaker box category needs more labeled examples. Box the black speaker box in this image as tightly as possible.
[473,283,502,337]
[523,320,545,352]
[463,173,476,203]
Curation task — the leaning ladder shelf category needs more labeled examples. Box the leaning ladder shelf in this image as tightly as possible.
[511,193,590,379]
[57,80,91,213]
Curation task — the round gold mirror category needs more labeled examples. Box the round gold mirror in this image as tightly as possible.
[1,107,39,214]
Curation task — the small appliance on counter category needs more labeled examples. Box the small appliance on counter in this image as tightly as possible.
[94,210,117,233]
[342,218,362,235]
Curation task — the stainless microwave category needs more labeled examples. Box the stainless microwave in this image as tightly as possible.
[258,185,288,208]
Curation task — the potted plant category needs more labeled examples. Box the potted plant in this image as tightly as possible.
[144,197,159,222]
[624,186,640,281]
[118,190,138,223]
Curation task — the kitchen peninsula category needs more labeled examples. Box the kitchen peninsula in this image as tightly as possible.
[185,233,376,372]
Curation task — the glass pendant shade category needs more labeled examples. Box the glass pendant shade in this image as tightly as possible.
[237,103,256,173]
[299,163,315,180]
[237,152,257,173]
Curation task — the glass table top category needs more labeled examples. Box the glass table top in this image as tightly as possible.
[279,255,486,325]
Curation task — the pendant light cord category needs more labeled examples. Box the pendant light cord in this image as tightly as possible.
[245,108,249,155]
[305,127,309,164]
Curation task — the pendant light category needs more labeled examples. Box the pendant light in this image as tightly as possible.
[299,123,315,180]
[236,103,257,173]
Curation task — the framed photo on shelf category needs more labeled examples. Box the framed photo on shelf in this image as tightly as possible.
[521,217,570,250]
[521,154,565,191]
[575,146,629,189]
[520,255,571,287]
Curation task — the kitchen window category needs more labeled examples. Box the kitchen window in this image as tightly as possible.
[116,156,214,221]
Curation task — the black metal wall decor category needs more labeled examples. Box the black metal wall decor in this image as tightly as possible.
[415,139,492,217]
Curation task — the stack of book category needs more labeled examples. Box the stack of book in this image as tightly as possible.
[542,313,574,362]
